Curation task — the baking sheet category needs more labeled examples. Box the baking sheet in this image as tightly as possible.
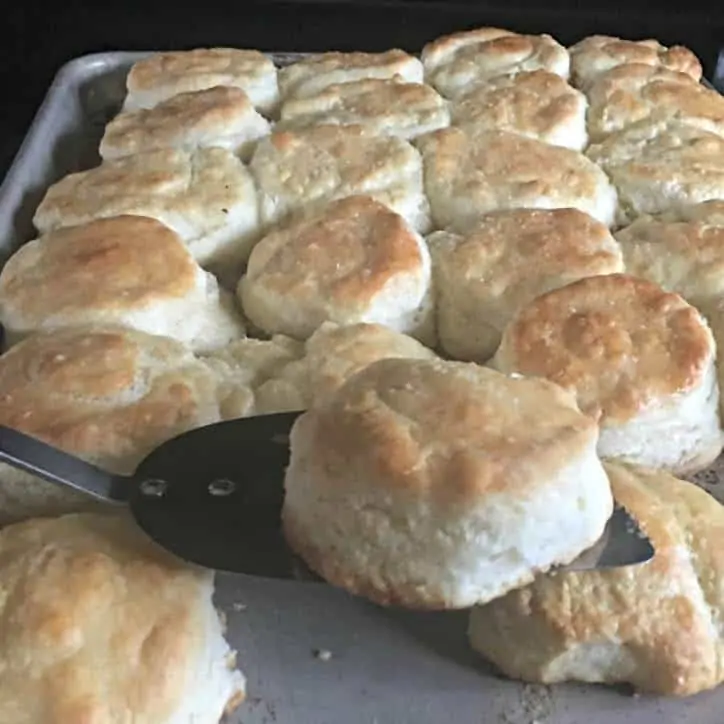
[1,50,724,724]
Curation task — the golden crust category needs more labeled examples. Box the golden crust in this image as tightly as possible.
[125,47,278,112]
[278,78,450,139]
[101,86,270,159]
[569,34,703,88]
[469,462,724,696]
[295,322,438,404]
[34,148,247,233]
[204,322,437,416]
[0,325,224,474]
[429,208,623,361]
[250,321,438,414]
[31,147,260,271]
[616,211,724,314]
[587,119,724,224]
[494,274,714,422]
[278,50,423,100]
[244,196,424,307]
[0,216,196,323]
[417,127,616,231]
[294,358,595,500]
[586,63,724,141]
[0,512,244,722]
[450,70,588,149]
[249,125,429,231]
[422,27,570,99]
[238,196,433,341]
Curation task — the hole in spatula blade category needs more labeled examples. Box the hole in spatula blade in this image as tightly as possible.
[127,414,301,577]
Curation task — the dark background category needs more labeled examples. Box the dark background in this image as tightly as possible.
[1,0,722,177]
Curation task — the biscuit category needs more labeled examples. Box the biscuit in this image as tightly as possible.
[587,119,724,225]
[32,147,261,277]
[429,208,623,362]
[101,86,271,161]
[586,63,724,141]
[422,27,570,99]
[0,325,239,523]
[569,34,703,89]
[0,512,245,722]
[238,196,435,344]
[278,78,450,140]
[266,322,439,414]
[278,49,423,100]
[493,273,724,475]
[0,216,245,352]
[204,321,438,416]
[450,70,588,150]
[417,128,617,231]
[283,357,613,609]
[124,47,279,114]
[615,206,724,320]
[673,199,724,227]
[201,334,306,417]
[249,125,430,232]
[469,462,724,696]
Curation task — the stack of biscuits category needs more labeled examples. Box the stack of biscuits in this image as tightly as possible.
[1,28,724,721]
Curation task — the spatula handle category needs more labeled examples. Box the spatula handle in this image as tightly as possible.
[0,426,127,503]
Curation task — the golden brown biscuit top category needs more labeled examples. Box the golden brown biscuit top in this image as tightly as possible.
[429,208,621,308]
[419,128,604,210]
[301,357,597,504]
[0,326,221,472]
[245,196,425,308]
[586,63,724,140]
[262,124,416,180]
[249,125,422,222]
[451,70,584,139]
[0,216,197,322]
[279,78,446,126]
[495,274,714,422]
[569,35,702,86]
[278,50,421,99]
[102,86,257,155]
[616,214,724,303]
[423,27,567,75]
[0,512,235,723]
[127,47,274,92]
[586,120,724,212]
[298,321,437,403]
[282,49,414,74]
[480,461,724,697]
[422,27,517,61]
[33,147,253,237]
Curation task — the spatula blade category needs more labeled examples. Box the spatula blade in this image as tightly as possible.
[556,505,654,573]
[128,413,298,577]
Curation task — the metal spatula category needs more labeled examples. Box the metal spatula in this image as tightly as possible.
[0,413,654,578]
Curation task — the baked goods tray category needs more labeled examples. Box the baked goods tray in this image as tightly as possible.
[1,50,723,724]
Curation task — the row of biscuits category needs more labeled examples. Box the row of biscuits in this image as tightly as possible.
[7,196,724,478]
[31,33,724,285]
[0,28,724,722]
[103,33,713,151]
